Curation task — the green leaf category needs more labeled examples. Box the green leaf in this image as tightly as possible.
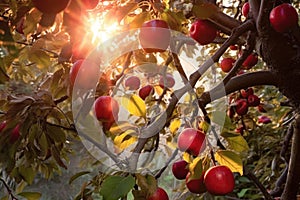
[192,3,219,19]
[18,192,42,200]
[100,175,135,200]
[210,111,234,129]
[215,150,243,175]
[69,171,91,184]
[46,125,66,143]
[224,134,249,153]
[136,174,157,197]
[121,94,146,117]
[27,50,51,69]
[129,12,151,29]
[18,166,36,185]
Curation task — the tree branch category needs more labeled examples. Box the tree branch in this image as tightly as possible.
[0,178,18,200]
[281,114,300,200]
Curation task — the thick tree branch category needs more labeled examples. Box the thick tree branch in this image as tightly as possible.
[281,114,300,200]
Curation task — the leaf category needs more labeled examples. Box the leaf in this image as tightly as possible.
[210,111,234,129]
[136,174,157,196]
[69,171,91,184]
[188,157,203,179]
[104,3,138,24]
[121,94,146,117]
[129,12,151,29]
[215,150,243,175]
[223,134,249,153]
[192,3,219,19]
[100,175,135,200]
[109,121,137,135]
[18,167,36,185]
[46,125,66,143]
[114,130,137,151]
[27,50,51,69]
[18,192,42,200]
[169,118,181,135]
[51,145,67,169]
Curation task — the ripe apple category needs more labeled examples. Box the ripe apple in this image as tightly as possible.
[69,59,99,89]
[235,99,248,116]
[177,128,206,157]
[124,76,141,90]
[0,121,7,132]
[204,165,235,195]
[32,0,70,14]
[258,116,271,124]
[186,172,206,194]
[159,74,175,89]
[269,3,299,33]
[235,126,244,134]
[257,103,267,113]
[220,58,236,73]
[229,45,238,50]
[240,87,254,98]
[80,0,99,10]
[242,53,258,69]
[189,19,217,45]
[172,160,189,180]
[147,187,169,200]
[94,96,119,123]
[10,124,20,143]
[139,85,154,100]
[247,94,260,107]
[242,2,250,17]
[139,19,171,53]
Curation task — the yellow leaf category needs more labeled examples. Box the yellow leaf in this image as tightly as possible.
[215,150,243,175]
[223,134,249,153]
[154,85,164,96]
[169,118,181,135]
[182,152,193,163]
[110,121,137,135]
[114,130,137,151]
[121,94,146,117]
[189,157,203,176]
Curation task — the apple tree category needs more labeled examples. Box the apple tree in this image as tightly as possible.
[0,0,299,199]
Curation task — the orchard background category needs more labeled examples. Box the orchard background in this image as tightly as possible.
[0,0,299,199]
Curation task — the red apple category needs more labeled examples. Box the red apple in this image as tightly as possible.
[229,45,238,50]
[32,0,70,14]
[186,172,206,194]
[69,59,99,89]
[242,53,258,69]
[235,126,244,134]
[177,128,206,157]
[124,76,141,90]
[257,103,267,113]
[147,187,169,200]
[258,116,271,124]
[240,88,254,98]
[269,3,298,33]
[10,124,21,143]
[220,58,235,73]
[94,96,119,123]
[247,94,260,107]
[242,2,250,17]
[190,19,217,45]
[159,74,175,89]
[235,99,248,116]
[172,160,189,180]
[139,19,171,53]
[0,121,7,132]
[139,85,154,100]
[204,165,235,195]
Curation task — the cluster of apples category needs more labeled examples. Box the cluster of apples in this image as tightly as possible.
[0,121,21,143]
[172,128,235,195]
[243,2,298,33]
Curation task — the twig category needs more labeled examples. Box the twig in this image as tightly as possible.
[155,148,179,179]
[0,178,18,200]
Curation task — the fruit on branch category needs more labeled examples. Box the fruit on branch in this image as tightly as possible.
[124,76,141,90]
[139,85,154,100]
[177,128,206,157]
[242,53,258,69]
[0,121,7,132]
[147,187,169,200]
[269,3,299,33]
[80,0,99,10]
[139,19,171,53]
[71,39,94,62]
[172,160,189,180]
[185,172,206,194]
[69,59,99,89]
[258,116,271,124]
[220,58,236,72]
[94,96,119,123]
[242,2,250,17]
[159,74,175,89]
[229,45,238,50]
[204,165,235,195]
[240,88,254,98]
[235,99,248,116]
[189,19,218,45]
[247,94,260,107]
[32,0,70,14]
[58,43,73,63]
[235,126,244,134]
[10,124,20,143]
